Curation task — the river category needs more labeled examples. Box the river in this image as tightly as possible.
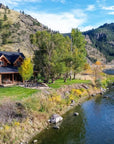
[29,85,114,144]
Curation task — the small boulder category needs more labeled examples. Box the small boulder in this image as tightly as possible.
[103,96,109,98]
[33,139,38,143]
[70,100,75,106]
[53,125,60,129]
[100,92,103,95]
[91,94,96,97]
[49,114,63,124]
[74,112,79,116]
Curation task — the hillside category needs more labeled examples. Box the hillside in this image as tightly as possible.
[63,33,106,64]
[0,4,50,56]
[83,23,114,62]
[63,23,114,63]
[0,4,113,63]
[84,34,106,63]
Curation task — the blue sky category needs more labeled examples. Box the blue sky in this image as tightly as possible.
[1,0,114,33]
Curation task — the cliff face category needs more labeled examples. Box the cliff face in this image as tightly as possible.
[84,34,106,63]
[83,23,114,63]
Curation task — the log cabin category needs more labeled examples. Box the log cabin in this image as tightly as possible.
[0,50,25,85]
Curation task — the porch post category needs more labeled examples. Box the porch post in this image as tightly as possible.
[0,74,2,85]
[12,73,14,83]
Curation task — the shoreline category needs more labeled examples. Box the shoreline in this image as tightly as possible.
[0,82,108,144]
[28,95,90,144]
[27,84,103,144]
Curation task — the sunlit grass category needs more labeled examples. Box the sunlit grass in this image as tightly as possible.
[0,86,39,100]
[48,79,91,89]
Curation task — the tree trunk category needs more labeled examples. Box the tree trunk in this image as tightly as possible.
[64,73,68,82]
[64,77,67,82]
[51,78,55,83]
[69,74,72,81]
[73,72,76,79]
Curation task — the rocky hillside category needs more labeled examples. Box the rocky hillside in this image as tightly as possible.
[84,34,106,63]
[83,23,114,63]
[63,23,114,64]
[63,33,106,64]
[0,4,50,56]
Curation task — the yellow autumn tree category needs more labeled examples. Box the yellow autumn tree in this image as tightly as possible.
[95,61,101,65]
[18,57,33,82]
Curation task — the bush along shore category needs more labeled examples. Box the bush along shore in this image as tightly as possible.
[0,77,113,144]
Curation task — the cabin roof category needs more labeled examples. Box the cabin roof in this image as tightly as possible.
[0,66,18,74]
[0,51,25,64]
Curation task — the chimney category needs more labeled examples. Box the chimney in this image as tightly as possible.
[18,49,20,53]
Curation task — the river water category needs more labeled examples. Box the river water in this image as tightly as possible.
[30,86,114,144]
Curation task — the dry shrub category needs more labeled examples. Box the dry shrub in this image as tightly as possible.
[0,99,27,124]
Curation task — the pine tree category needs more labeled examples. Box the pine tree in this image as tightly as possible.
[4,14,8,21]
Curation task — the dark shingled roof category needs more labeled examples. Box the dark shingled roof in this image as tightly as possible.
[0,51,25,64]
[0,66,18,74]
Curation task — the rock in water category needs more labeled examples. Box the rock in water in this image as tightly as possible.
[53,125,60,129]
[74,112,79,116]
[103,96,109,98]
[49,114,63,124]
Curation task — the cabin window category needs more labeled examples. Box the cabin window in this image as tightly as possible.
[0,61,4,66]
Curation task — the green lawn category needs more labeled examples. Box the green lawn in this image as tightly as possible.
[0,79,91,100]
[48,79,91,89]
[0,86,39,100]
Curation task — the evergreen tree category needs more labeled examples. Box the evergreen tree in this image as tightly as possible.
[4,14,8,21]
[0,20,3,29]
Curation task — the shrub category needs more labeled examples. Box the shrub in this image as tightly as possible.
[80,88,85,92]
[71,89,82,96]
[0,99,27,124]
[95,79,102,87]
[49,93,61,104]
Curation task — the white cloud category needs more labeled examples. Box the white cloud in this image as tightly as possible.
[51,0,65,4]
[0,0,41,6]
[80,25,95,32]
[102,6,114,10]
[86,5,95,11]
[26,10,87,33]
[108,12,114,15]
[72,9,86,17]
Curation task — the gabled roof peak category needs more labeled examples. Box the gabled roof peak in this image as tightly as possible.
[0,51,25,64]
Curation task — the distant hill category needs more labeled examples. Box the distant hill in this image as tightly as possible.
[83,23,114,62]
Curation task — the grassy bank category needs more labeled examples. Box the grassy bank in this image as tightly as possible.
[0,76,113,144]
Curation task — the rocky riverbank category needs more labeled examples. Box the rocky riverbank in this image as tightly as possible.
[0,83,107,144]
[27,83,104,144]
